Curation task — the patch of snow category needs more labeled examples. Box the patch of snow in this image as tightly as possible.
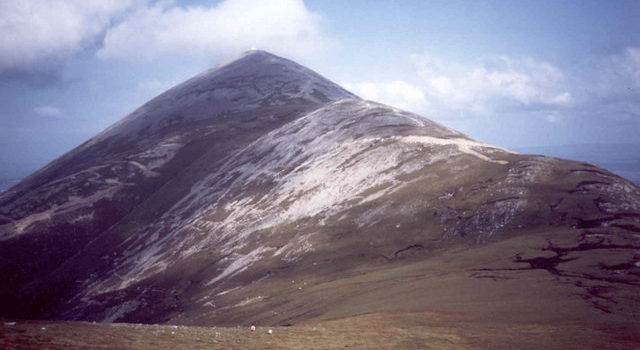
[128,161,159,177]
[398,135,510,164]
[274,233,315,262]
[206,246,275,286]
[215,286,240,296]
[69,211,95,224]
[1,184,124,241]
[131,138,183,170]
[102,300,141,323]
[234,295,265,307]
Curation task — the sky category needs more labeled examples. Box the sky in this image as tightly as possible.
[1,0,639,177]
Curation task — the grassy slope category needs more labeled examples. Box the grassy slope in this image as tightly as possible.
[7,228,631,349]
[0,313,636,349]
[2,228,639,348]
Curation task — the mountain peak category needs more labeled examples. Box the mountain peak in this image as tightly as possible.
[93,50,356,143]
[215,48,282,69]
[240,47,275,57]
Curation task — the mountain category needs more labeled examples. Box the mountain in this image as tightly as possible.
[1,51,639,341]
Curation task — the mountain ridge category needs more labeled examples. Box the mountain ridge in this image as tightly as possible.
[0,51,638,337]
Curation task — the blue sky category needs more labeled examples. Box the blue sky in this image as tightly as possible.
[1,0,639,175]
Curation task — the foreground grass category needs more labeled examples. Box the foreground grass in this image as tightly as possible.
[2,311,638,350]
[3,230,640,349]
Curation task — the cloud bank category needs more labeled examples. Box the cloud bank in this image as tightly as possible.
[0,0,334,76]
[33,106,63,117]
[97,0,334,62]
[343,80,430,114]
[347,54,573,119]
[347,49,639,130]
[0,0,131,74]
[411,54,572,113]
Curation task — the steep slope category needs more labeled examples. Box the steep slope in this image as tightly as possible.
[0,51,639,336]
[0,50,355,318]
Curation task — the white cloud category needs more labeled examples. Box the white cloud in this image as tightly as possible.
[346,82,380,101]
[97,0,335,62]
[0,0,132,73]
[344,54,572,119]
[619,47,640,87]
[344,80,429,114]
[0,0,334,73]
[545,112,561,123]
[389,49,639,132]
[409,54,572,116]
[34,106,63,117]
[569,47,640,123]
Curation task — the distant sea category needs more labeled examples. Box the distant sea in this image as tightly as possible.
[0,162,41,194]
[514,144,640,185]
[0,178,22,193]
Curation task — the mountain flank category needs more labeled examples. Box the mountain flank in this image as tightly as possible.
[0,51,639,348]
